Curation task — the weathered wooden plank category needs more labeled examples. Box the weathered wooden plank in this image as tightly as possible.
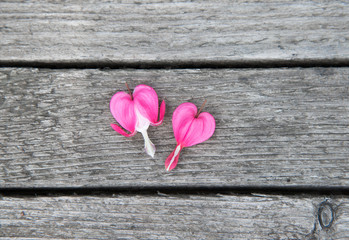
[0,68,348,187]
[1,0,348,63]
[0,194,347,239]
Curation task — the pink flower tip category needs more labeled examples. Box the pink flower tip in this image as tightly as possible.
[165,144,182,171]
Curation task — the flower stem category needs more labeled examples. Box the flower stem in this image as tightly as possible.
[195,99,207,118]
[125,82,133,100]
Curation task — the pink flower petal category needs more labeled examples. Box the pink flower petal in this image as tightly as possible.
[180,112,215,147]
[133,85,159,124]
[172,102,197,144]
[151,100,166,126]
[110,84,164,158]
[110,91,136,132]
[165,144,182,171]
[165,102,216,171]
[110,124,136,137]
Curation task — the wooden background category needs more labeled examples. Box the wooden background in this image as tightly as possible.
[0,0,348,239]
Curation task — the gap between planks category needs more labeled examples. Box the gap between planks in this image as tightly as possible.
[1,186,349,197]
[1,59,349,69]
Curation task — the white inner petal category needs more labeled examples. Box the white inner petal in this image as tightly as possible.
[140,129,156,158]
[135,107,150,132]
[135,106,155,157]
[167,145,182,171]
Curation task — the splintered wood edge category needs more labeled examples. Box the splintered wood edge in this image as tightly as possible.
[0,0,348,62]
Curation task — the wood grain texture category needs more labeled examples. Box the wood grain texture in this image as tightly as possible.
[0,68,348,188]
[1,0,349,63]
[0,194,347,239]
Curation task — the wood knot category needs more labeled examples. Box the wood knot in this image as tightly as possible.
[318,201,334,229]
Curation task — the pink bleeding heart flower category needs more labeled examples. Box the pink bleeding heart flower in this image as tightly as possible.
[110,83,165,158]
[165,101,215,171]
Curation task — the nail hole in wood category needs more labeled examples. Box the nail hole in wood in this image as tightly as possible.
[318,201,334,229]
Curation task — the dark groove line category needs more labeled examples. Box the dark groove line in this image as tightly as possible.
[1,59,349,69]
[1,186,349,197]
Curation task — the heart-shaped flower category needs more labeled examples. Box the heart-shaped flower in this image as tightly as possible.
[165,101,215,171]
[110,84,165,158]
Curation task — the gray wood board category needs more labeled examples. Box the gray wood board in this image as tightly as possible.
[0,194,347,239]
[1,0,349,63]
[0,68,348,188]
